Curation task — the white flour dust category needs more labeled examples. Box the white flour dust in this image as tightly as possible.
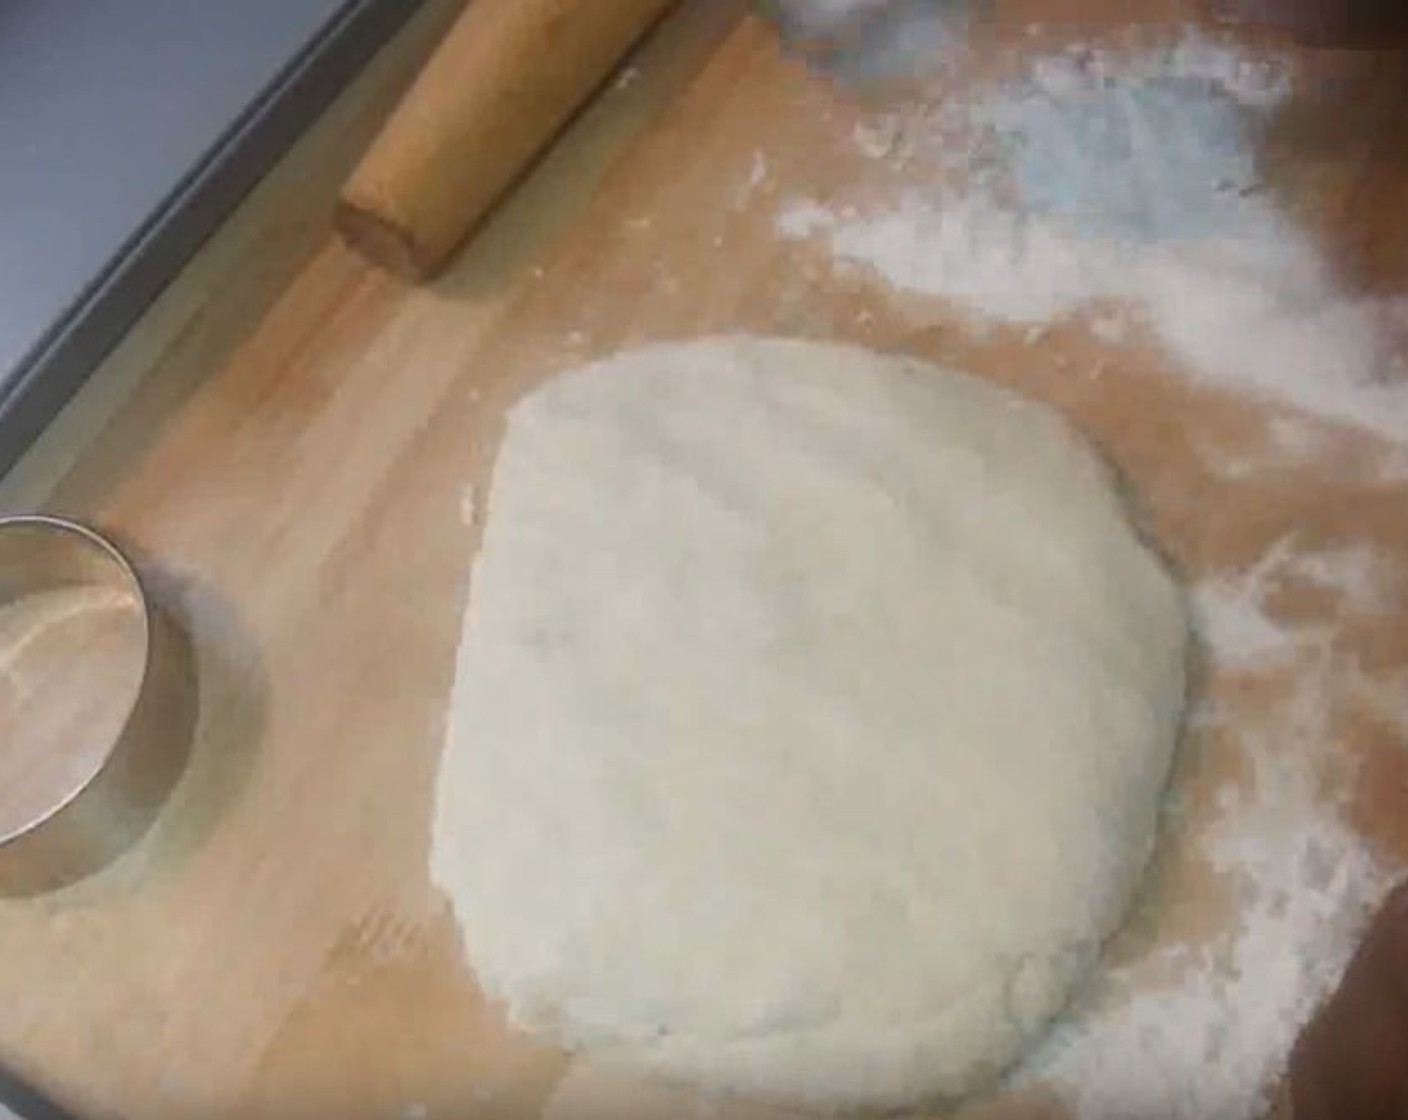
[1020,537,1401,1120]
[1027,668,1394,1119]
[777,36,1408,441]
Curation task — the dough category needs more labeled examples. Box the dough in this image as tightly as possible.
[432,337,1187,1109]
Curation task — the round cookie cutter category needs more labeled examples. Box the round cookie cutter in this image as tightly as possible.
[0,515,194,895]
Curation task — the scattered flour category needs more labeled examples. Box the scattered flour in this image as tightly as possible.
[1088,312,1130,346]
[1191,537,1316,667]
[1266,415,1330,461]
[1294,543,1395,615]
[1027,652,1396,1120]
[749,152,769,189]
[1190,535,1399,666]
[459,486,479,529]
[1192,579,1299,668]
[1016,532,1403,1117]
[735,152,773,209]
[1351,666,1408,740]
[777,35,1408,442]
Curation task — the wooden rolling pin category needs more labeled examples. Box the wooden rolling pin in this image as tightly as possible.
[337,0,676,280]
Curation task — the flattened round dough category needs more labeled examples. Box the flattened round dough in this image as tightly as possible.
[433,337,1187,1109]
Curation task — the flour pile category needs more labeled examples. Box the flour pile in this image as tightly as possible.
[778,36,1408,439]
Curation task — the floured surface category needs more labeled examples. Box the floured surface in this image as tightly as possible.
[433,337,1187,1109]
[752,9,1408,1119]
[519,12,1408,1120]
[776,31,1408,440]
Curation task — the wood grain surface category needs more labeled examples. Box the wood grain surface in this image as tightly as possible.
[1,2,1406,1117]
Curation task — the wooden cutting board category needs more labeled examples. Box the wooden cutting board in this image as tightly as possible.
[2,2,1406,1117]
